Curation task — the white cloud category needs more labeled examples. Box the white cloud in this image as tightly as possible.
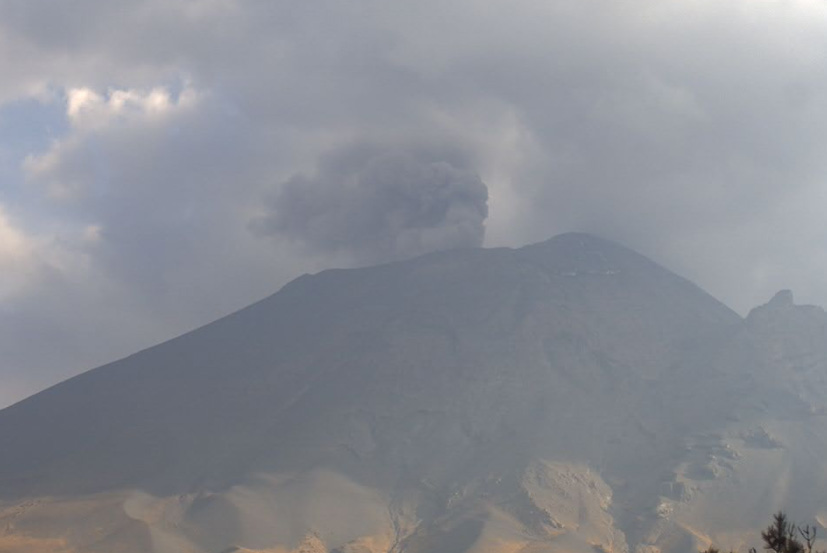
[24,84,205,200]
[0,206,39,299]
[0,201,110,304]
[65,86,198,129]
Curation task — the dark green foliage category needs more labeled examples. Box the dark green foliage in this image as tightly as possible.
[701,512,823,553]
[762,512,803,553]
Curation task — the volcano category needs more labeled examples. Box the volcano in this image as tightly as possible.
[2,233,827,553]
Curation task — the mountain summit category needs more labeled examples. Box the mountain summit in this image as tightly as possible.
[2,234,826,553]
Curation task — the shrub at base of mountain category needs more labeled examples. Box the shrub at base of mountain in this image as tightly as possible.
[703,513,825,553]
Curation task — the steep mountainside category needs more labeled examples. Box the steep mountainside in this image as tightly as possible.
[2,233,825,553]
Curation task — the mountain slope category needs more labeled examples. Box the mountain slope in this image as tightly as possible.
[5,233,819,553]
[638,290,827,553]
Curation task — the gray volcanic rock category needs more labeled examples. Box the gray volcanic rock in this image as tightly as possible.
[641,292,827,553]
[2,233,822,553]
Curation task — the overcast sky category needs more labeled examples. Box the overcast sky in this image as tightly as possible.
[2,0,827,407]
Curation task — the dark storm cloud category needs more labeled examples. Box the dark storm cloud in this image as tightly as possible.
[252,146,488,264]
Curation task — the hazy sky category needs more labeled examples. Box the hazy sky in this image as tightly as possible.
[2,0,827,407]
